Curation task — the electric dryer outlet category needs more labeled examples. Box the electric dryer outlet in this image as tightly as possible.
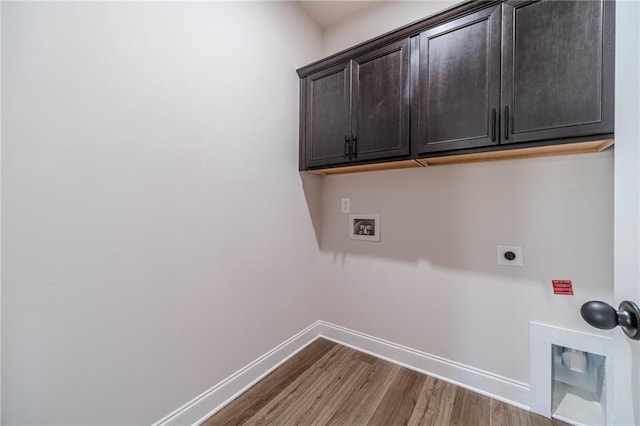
[497,245,523,267]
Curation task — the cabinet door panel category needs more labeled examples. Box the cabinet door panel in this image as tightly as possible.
[352,39,410,161]
[304,63,351,168]
[416,5,501,154]
[501,0,614,143]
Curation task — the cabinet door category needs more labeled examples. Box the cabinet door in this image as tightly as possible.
[304,63,351,168]
[501,0,614,144]
[351,39,410,161]
[415,5,501,154]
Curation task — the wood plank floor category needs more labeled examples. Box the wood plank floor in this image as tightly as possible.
[203,339,565,426]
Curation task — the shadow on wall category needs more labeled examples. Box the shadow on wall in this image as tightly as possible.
[300,152,614,290]
[300,171,323,246]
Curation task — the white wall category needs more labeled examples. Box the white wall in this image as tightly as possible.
[1,2,322,424]
[0,1,3,420]
[322,1,457,56]
[318,1,614,385]
[1,0,618,423]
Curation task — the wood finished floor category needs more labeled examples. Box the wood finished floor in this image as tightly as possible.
[203,339,565,426]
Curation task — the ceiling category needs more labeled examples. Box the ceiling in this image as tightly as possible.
[297,1,380,28]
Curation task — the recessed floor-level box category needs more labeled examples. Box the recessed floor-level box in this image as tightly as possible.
[530,323,613,425]
[552,345,607,424]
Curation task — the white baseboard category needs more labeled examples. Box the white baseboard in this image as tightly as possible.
[153,321,322,426]
[317,321,529,410]
[154,320,530,425]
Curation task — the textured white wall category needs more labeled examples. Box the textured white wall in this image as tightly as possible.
[1,2,322,424]
[318,1,614,385]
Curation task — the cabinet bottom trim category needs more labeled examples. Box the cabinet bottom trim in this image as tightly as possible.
[418,139,614,166]
[304,139,613,175]
[307,159,424,175]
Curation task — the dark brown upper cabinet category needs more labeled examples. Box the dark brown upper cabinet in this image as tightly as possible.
[303,63,351,169]
[297,0,614,173]
[501,0,614,144]
[415,0,613,155]
[301,39,410,169]
[414,5,502,154]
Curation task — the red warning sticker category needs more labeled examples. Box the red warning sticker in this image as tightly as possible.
[552,280,574,295]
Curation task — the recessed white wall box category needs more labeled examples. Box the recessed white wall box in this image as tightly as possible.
[341,198,351,213]
[349,214,380,242]
[497,245,523,267]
